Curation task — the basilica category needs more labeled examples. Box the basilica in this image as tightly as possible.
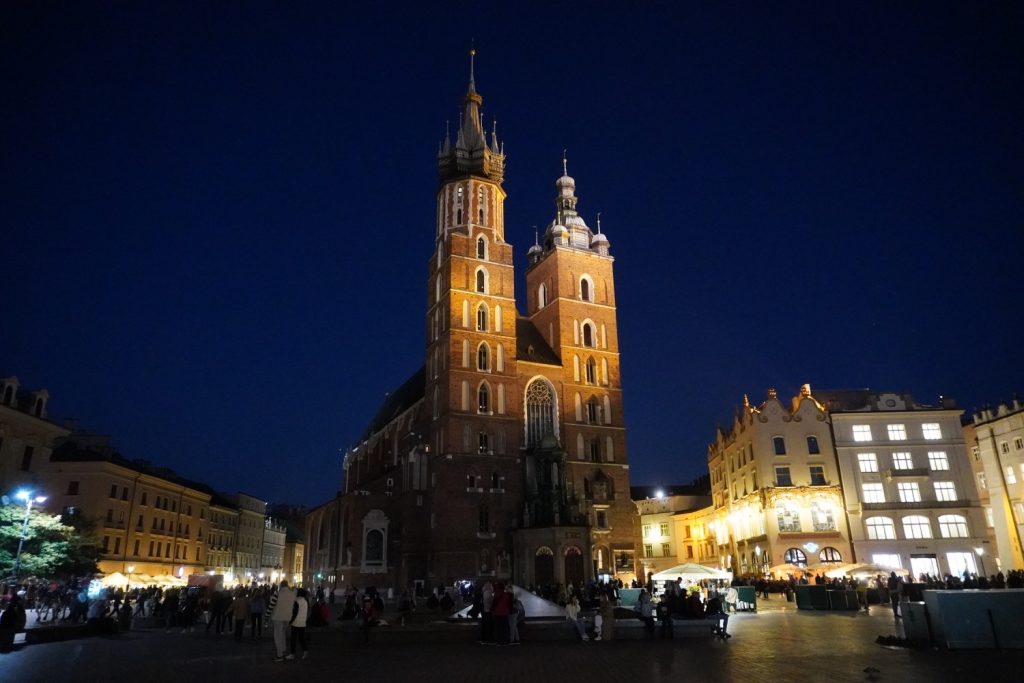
[305,54,636,592]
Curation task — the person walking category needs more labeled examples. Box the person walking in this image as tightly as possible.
[288,588,310,660]
[228,590,251,643]
[249,589,265,639]
[267,581,297,662]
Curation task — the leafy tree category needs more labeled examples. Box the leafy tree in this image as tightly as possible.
[0,503,100,580]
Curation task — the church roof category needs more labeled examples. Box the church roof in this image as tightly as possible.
[515,318,561,366]
[360,366,426,439]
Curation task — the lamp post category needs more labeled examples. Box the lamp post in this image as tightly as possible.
[974,547,986,577]
[127,565,135,588]
[12,489,47,585]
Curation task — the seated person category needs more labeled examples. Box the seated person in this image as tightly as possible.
[705,595,731,639]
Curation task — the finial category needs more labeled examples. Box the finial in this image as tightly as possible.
[596,212,602,234]
[533,226,539,245]
[468,43,476,91]
[562,149,568,176]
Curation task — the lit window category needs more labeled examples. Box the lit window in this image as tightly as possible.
[921,423,942,440]
[852,425,873,442]
[1005,466,1017,485]
[477,305,488,331]
[985,506,994,528]
[862,483,885,503]
[809,466,826,486]
[933,481,957,502]
[585,358,596,384]
[477,344,490,371]
[806,436,820,454]
[783,548,807,564]
[887,424,907,441]
[892,452,914,470]
[858,453,878,473]
[937,515,969,538]
[644,544,653,558]
[977,472,987,490]
[776,503,801,532]
[928,451,949,471]
[902,515,932,539]
[866,516,896,540]
[659,522,669,536]
[775,467,792,487]
[773,437,786,455]
[897,482,921,503]
[811,501,836,531]
[642,524,651,538]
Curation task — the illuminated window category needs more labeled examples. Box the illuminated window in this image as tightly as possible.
[887,424,907,440]
[659,522,669,536]
[977,472,987,490]
[775,467,793,487]
[776,503,801,532]
[862,483,885,503]
[897,482,921,503]
[806,436,820,454]
[985,506,994,527]
[892,452,913,470]
[809,466,826,486]
[933,481,956,502]
[644,544,653,558]
[773,437,786,455]
[902,515,932,539]
[477,344,490,371]
[1006,467,1018,485]
[938,514,969,538]
[858,453,878,473]
[866,516,896,540]
[928,451,949,471]
[811,501,836,531]
[921,423,942,440]
[872,553,902,569]
[852,425,872,442]
[477,304,488,331]
[642,524,651,538]
[819,547,842,563]
[783,548,807,565]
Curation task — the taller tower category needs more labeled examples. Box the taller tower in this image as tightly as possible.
[524,157,633,577]
[424,51,523,580]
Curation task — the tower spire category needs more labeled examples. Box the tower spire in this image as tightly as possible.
[562,149,568,177]
[468,45,476,94]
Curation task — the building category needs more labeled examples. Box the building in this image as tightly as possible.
[207,494,239,578]
[233,493,267,582]
[283,535,305,586]
[307,54,636,593]
[827,390,988,578]
[45,434,213,578]
[706,385,854,576]
[632,481,711,578]
[970,400,1024,570]
[0,376,69,493]
[261,516,287,581]
[961,421,1001,570]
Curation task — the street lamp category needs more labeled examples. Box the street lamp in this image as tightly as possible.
[127,565,135,588]
[12,489,47,585]
[974,547,986,577]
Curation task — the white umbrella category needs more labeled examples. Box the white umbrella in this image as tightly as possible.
[768,563,807,576]
[847,563,909,577]
[651,563,732,581]
[101,571,129,588]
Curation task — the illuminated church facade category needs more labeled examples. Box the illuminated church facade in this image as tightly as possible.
[305,55,636,591]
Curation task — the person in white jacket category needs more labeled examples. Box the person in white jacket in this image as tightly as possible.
[288,588,310,660]
[565,595,588,641]
[268,581,297,662]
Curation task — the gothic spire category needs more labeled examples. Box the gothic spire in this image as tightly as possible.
[437,48,505,184]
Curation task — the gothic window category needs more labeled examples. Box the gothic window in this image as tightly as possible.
[494,305,502,332]
[476,268,487,293]
[585,357,596,384]
[538,283,547,308]
[587,397,599,424]
[478,187,486,224]
[601,358,609,385]
[456,186,464,225]
[478,432,490,454]
[477,304,488,331]
[582,322,595,347]
[365,529,384,563]
[479,504,490,532]
[589,439,601,462]
[477,236,487,259]
[491,472,499,489]
[478,343,490,371]
[525,379,555,447]
[580,275,592,302]
[478,383,490,413]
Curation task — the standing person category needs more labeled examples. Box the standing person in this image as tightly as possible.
[491,583,511,645]
[565,595,588,641]
[249,589,265,639]
[886,572,901,619]
[288,588,310,660]
[228,590,250,643]
[510,588,525,645]
[480,582,495,644]
[855,577,870,614]
[267,581,297,662]
[724,586,739,614]
[634,589,654,638]
[599,593,615,641]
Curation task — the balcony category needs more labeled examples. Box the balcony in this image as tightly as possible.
[862,500,964,511]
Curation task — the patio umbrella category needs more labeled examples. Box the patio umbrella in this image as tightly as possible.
[768,563,807,576]
[847,563,909,577]
[822,563,860,578]
[101,571,129,588]
[651,563,732,581]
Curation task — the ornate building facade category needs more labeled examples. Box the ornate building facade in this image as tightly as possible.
[306,55,636,592]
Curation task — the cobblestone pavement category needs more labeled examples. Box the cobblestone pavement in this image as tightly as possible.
[2,606,1022,683]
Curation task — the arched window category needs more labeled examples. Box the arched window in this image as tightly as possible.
[478,186,486,223]
[601,358,609,385]
[819,547,842,563]
[603,396,611,424]
[435,275,442,303]
[478,343,490,371]
[478,383,490,413]
[494,305,502,332]
[580,275,593,302]
[938,514,969,538]
[902,515,932,539]
[783,548,807,565]
[456,186,464,225]
[365,529,384,563]
[807,436,820,454]
[432,386,439,419]
[585,357,596,383]
[477,304,488,331]
[538,283,547,308]
[574,393,583,422]
[475,268,487,293]
[586,397,599,424]
[582,322,595,347]
[477,236,487,259]
[589,439,601,462]
[525,379,555,447]
[865,516,896,540]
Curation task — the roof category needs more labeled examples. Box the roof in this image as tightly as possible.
[515,318,561,366]
[360,366,426,439]
[631,479,711,500]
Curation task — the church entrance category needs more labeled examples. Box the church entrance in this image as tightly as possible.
[565,546,584,587]
[535,547,554,585]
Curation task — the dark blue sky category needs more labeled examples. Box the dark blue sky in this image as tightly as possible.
[3,2,1022,505]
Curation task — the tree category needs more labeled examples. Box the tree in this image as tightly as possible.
[0,502,100,580]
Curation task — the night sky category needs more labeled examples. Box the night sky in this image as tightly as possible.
[3,2,1022,506]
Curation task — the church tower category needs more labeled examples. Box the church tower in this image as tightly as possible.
[524,158,633,576]
[424,51,523,580]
